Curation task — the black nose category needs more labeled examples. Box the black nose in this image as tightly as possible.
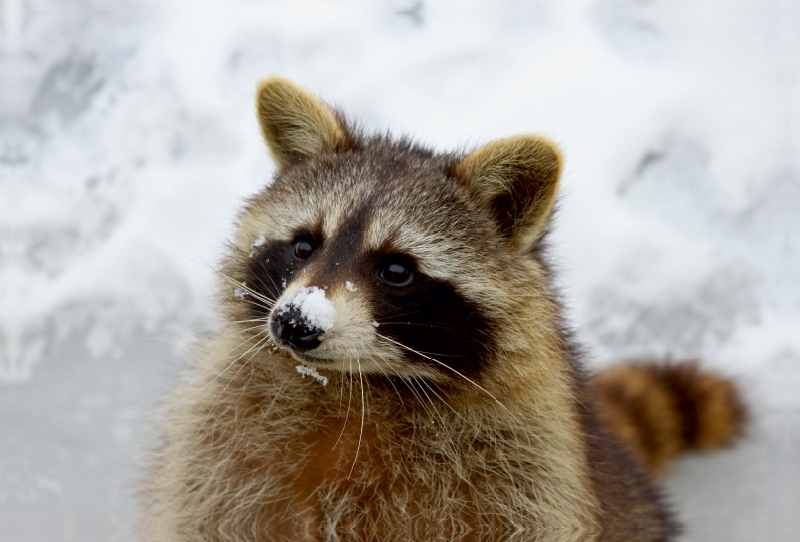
[270,306,323,351]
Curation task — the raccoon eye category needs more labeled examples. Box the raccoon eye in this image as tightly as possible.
[292,239,314,260]
[379,256,413,287]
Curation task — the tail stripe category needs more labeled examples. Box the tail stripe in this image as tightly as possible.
[591,361,746,474]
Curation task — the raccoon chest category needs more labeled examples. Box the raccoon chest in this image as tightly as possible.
[293,415,386,488]
[217,405,489,540]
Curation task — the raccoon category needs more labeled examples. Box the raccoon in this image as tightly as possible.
[143,78,746,541]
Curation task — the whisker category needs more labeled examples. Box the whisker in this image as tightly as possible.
[237,295,276,313]
[376,333,508,413]
[413,377,463,459]
[166,320,267,394]
[363,345,480,436]
[217,271,275,308]
[347,358,366,480]
[129,237,209,269]
[366,353,439,422]
[251,262,284,302]
[374,321,477,332]
[399,374,439,425]
[165,322,273,404]
[365,345,406,409]
[194,322,269,356]
[197,321,270,350]
[421,379,479,433]
[337,362,346,416]
[104,316,273,347]
[172,218,276,308]
[142,227,276,312]
[171,330,272,407]
[333,358,355,451]
[259,377,290,421]
[117,324,223,342]
[201,331,271,429]
[413,376,448,431]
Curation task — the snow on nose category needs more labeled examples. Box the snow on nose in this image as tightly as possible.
[271,287,336,351]
[279,286,336,331]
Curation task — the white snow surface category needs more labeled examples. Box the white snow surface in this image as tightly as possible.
[345,280,358,292]
[279,286,336,332]
[2,0,799,540]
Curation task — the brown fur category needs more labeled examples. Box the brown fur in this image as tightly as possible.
[256,77,351,167]
[142,78,746,541]
[591,362,747,473]
[452,135,562,249]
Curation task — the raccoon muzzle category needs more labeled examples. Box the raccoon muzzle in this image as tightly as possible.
[270,306,324,351]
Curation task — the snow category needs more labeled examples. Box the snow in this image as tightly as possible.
[2,0,799,540]
[345,281,358,292]
[295,364,329,386]
[251,234,267,248]
[278,286,336,332]
[249,234,266,257]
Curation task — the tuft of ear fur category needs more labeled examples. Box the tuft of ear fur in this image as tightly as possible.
[256,77,350,168]
[453,135,562,250]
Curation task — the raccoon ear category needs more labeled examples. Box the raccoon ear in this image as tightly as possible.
[454,135,562,249]
[256,77,350,168]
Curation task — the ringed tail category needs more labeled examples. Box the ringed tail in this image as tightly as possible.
[591,361,747,474]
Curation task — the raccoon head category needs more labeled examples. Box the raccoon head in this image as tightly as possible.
[224,77,562,384]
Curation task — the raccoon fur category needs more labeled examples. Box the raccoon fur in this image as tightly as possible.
[142,77,746,541]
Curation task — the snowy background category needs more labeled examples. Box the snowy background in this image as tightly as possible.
[2,0,799,540]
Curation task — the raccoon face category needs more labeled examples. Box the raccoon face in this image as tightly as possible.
[225,78,562,382]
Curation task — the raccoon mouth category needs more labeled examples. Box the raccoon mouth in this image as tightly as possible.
[284,347,336,365]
